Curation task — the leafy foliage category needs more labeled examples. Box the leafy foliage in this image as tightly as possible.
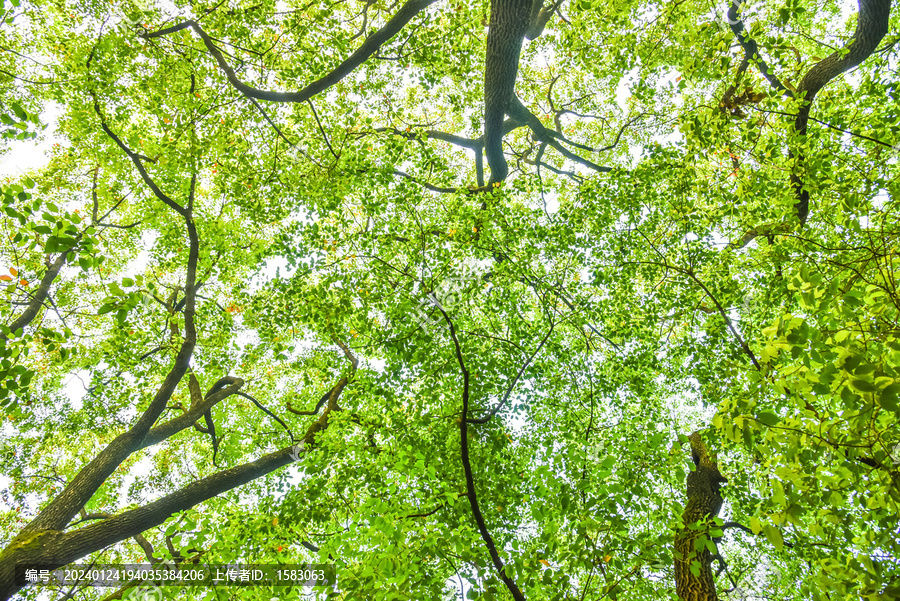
[0,0,898,599]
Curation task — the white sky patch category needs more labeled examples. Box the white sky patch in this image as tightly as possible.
[232,319,260,352]
[122,230,159,278]
[872,189,890,210]
[119,454,156,507]
[615,68,639,114]
[61,369,90,410]
[541,190,560,214]
[0,102,61,178]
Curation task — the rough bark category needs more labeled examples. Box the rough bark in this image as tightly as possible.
[484,0,533,184]
[674,432,727,601]
[0,446,298,600]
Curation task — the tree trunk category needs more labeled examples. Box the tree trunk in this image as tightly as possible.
[674,432,727,601]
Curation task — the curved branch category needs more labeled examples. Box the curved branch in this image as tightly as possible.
[791,0,891,224]
[437,305,526,601]
[141,377,243,449]
[2,445,300,596]
[237,391,294,441]
[144,0,439,104]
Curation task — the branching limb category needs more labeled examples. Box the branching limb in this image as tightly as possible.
[143,0,439,104]
[508,97,613,173]
[236,391,295,441]
[727,1,793,95]
[141,377,243,449]
[91,95,187,217]
[468,321,554,424]
[17,111,204,534]
[69,511,159,564]
[2,445,302,593]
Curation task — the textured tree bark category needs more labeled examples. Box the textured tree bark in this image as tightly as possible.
[674,432,727,601]
[483,0,533,184]
[0,446,298,601]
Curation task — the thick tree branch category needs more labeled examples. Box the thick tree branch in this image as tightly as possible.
[139,377,243,449]
[2,247,75,340]
[143,0,439,104]
[508,97,613,173]
[727,0,891,224]
[0,340,351,599]
[790,0,891,224]
[17,115,202,535]
[484,0,533,183]
[0,446,299,599]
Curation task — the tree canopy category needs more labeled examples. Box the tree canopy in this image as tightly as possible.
[0,0,898,599]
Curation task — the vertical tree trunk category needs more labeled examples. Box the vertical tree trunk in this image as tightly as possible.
[674,432,727,601]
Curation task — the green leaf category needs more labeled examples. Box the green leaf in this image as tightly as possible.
[97,303,117,315]
[757,411,779,426]
[750,517,761,535]
[763,524,784,551]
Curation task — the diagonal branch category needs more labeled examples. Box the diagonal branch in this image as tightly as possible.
[727,1,793,96]
[91,96,187,217]
[2,246,76,340]
[727,0,892,224]
[139,377,244,449]
[143,0,439,104]
[7,445,301,587]
[468,322,554,424]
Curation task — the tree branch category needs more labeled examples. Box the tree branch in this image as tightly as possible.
[437,305,526,601]
[144,0,439,104]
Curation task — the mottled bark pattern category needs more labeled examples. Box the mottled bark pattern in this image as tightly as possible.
[674,432,727,601]
[483,0,532,183]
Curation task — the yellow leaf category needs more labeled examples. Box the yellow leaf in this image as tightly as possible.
[0,275,12,281]
[9,267,17,276]
[539,559,550,567]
